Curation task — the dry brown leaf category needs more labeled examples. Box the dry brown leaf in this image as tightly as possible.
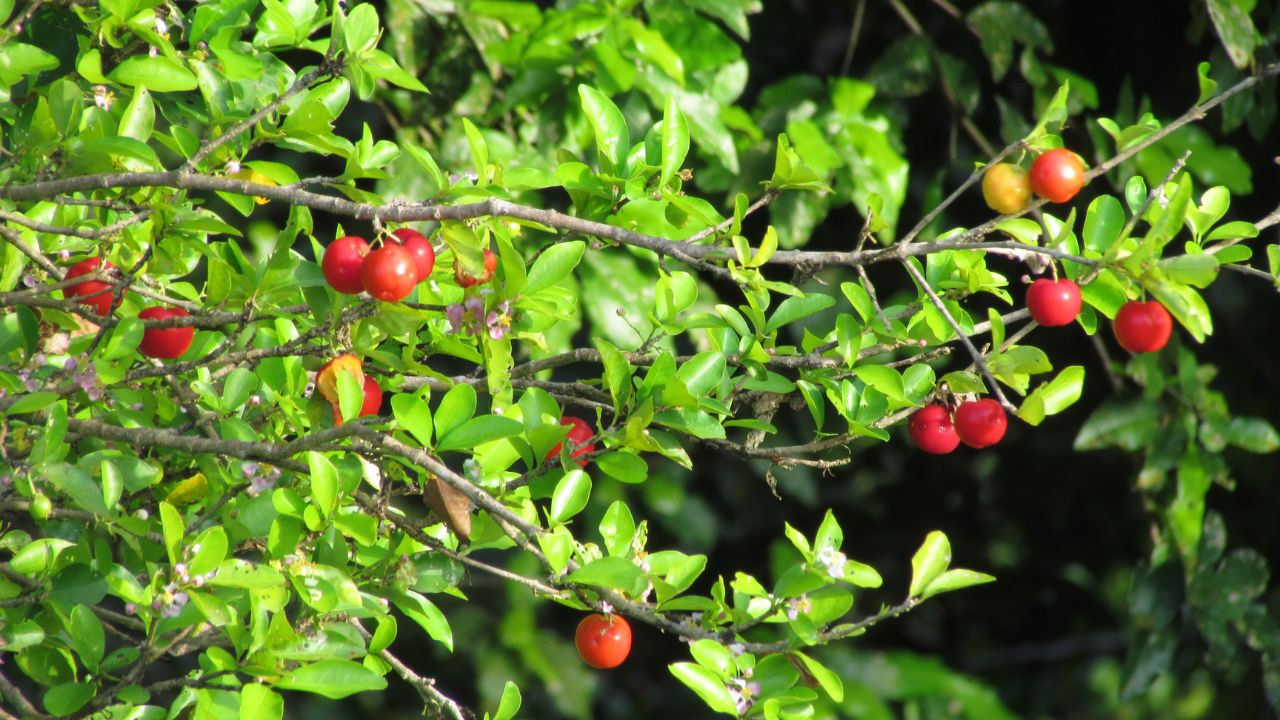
[423,475,472,542]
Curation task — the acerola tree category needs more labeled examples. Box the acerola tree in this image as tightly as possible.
[0,1,1278,719]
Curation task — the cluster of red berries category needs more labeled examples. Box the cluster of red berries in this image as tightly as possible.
[909,263,1173,454]
[65,257,194,360]
[909,399,1007,455]
[1025,276,1173,352]
[321,229,437,302]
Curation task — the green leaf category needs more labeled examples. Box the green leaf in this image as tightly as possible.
[39,462,108,515]
[1206,0,1259,69]
[867,35,935,98]
[208,559,285,589]
[578,84,629,173]
[6,391,59,415]
[1018,365,1084,426]
[689,639,736,679]
[117,86,155,141]
[919,568,997,599]
[1074,400,1160,451]
[524,241,585,295]
[765,294,836,333]
[1227,417,1280,453]
[69,605,105,672]
[669,662,739,715]
[1196,62,1219,104]
[1205,220,1258,243]
[159,501,184,566]
[240,684,284,720]
[492,681,522,720]
[50,565,106,605]
[835,314,862,368]
[968,1,1052,82]
[108,56,198,92]
[9,538,74,575]
[42,681,95,717]
[434,384,477,441]
[567,556,648,596]
[222,368,259,413]
[1159,254,1219,288]
[595,337,633,410]
[307,451,338,517]
[659,95,690,188]
[188,526,229,576]
[0,43,58,84]
[600,500,636,557]
[390,590,454,651]
[549,469,592,524]
[677,353,726,397]
[275,660,388,699]
[1083,195,1125,254]
[909,530,951,598]
[596,452,648,484]
[102,317,143,360]
[792,651,845,702]
[392,393,433,447]
[437,415,524,452]
[856,365,906,404]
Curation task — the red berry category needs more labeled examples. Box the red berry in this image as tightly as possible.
[360,244,418,302]
[547,416,596,467]
[908,404,960,455]
[1026,278,1082,327]
[322,236,370,295]
[138,306,194,359]
[390,228,436,283]
[954,399,1007,449]
[575,614,631,669]
[1029,148,1086,203]
[360,374,382,417]
[454,249,498,288]
[1113,300,1172,353]
[65,257,119,316]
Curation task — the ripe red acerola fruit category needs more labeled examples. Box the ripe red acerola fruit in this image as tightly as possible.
[954,398,1007,449]
[65,257,119,316]
[390,228,435,283]
[1113,300,1173,353]
[454,249,498,288]
[138,307,194,359]
[322,235,370,294]
[1026,278,1082,327]
[361,244,418,302]
[575,614,631,669]
[1029,148,1086,203]
[547,416,596,466]
[908,404,960,455]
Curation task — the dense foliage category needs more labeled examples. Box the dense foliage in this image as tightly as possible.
[0,0,1278,718]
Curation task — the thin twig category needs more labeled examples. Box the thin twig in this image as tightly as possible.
[901,259,1014,412]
